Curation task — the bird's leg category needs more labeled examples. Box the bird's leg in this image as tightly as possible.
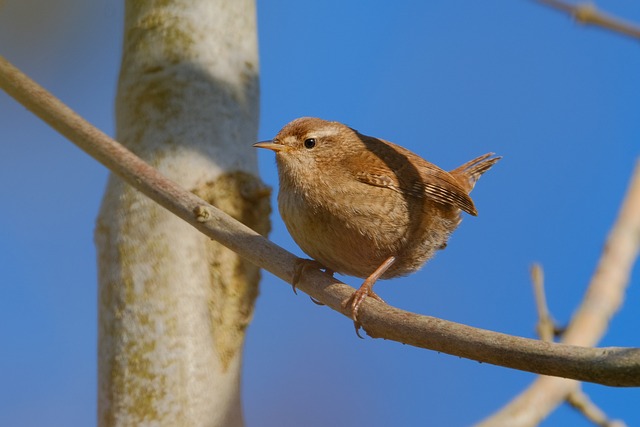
[344,256,396,337]
[292,258,333,302]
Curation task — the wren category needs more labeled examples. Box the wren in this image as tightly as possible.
[255,117,500,334]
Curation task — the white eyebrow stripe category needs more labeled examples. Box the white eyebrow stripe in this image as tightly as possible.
[309,128,339,139]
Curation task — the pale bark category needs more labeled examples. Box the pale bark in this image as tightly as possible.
[95,1,268,426]
[1,9,639,422]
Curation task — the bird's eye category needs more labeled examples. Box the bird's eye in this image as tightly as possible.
[303,138,316,149]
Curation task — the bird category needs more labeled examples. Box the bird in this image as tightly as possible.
[254,117,500,335]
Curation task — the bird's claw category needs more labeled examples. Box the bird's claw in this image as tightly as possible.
[291,258,333,298]
[292,259,321,294]
[343,288,386,339]
[309,296,325,306]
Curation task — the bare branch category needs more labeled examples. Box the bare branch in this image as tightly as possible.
[531,263,557,342]
[531,265,625,426]
[1,54,639,388]
[477,155,640,425]
[536,0,640,40]
[567,389,626,427]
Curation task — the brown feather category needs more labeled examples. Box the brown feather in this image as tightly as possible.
[449,152,502,193]
[346,133,478,215]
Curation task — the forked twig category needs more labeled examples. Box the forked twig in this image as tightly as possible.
[530,264,625,427]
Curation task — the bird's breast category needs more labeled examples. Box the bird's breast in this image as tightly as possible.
[277,179,458,278]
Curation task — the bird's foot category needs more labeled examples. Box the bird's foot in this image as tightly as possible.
[343,286,386,338]
[292,258,333,305]
[344,286,386,321]
[342,256,396,338]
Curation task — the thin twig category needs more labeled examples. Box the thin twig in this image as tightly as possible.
[536,0,640,40]
[477,157,640,425]
[567,389,626,427]
[531,263,556,342]
[1,54,639,387]
[531,265,624,426]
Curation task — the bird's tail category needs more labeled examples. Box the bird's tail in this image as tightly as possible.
[450,153,501,193]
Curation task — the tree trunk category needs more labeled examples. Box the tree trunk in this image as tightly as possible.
[95,1,268,425]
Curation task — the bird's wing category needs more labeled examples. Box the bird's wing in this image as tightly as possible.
[348,136,478,216]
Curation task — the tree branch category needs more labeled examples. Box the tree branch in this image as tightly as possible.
[531,263,558,342]
[566,389,626,427]
[535,0,640,40]
[531,264,625,426]
[477,147,640,425]
[1,54,639,387]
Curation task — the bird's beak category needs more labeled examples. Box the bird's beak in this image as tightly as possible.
[253,140,284,152]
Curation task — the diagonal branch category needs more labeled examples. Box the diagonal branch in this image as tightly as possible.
[566,389,626,427]
[1,54,639,387]
[536,0,640,40]
[531,265,625,426]
[477,144,640,424]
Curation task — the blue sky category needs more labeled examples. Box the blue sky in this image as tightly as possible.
[1,1,639,426]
